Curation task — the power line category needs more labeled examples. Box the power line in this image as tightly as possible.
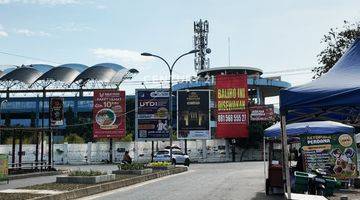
[0,50,62,65]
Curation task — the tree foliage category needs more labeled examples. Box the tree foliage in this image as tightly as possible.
[313,20,360,79]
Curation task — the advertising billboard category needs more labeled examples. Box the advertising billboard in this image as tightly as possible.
[215,74,249,138]
[177,90,211,140]
[249,105,275,121]
[135,89,170,141]
[50,97,64,126]
[301,133,358,180]
[93,89,126,138]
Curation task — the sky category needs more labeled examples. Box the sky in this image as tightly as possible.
[0,0,360,102]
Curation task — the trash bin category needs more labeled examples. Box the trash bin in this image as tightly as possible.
[294,171,311,193]
[324,176,341,196]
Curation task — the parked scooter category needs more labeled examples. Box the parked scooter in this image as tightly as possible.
[308,169,327,196]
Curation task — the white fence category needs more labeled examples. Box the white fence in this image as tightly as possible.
[0,139,264,165]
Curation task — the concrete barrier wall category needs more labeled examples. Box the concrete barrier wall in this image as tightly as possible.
[0,139,264,165]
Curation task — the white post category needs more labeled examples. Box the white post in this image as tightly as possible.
[86,142,92,164]
[202,140,207,161]
[280,115,291,199]
[63,142,68,164]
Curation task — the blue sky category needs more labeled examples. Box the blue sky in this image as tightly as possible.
[0,0,360,97]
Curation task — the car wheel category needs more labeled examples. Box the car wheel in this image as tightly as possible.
[171,158,176,165]
[184,158,190,166]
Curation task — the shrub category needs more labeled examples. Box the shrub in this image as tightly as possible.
[118,163,144,170]
[68,170,105,177]
[64,134,85,144]
[148,161,171,167]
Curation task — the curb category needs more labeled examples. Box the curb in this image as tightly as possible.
[9,171,66,180]
[30,167,188,200]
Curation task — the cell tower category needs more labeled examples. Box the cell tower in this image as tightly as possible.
[194,19,211,72]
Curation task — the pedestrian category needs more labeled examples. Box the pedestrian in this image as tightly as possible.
[122,151,132,164]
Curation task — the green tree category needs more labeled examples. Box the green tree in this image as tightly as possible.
[313,20,360,79]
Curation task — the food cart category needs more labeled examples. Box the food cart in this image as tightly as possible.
[264,121,357,196]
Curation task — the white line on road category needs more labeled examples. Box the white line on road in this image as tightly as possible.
[77,170,195,200]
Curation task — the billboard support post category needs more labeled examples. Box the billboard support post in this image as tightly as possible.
[141,50,199,160]
[109,138,113,164]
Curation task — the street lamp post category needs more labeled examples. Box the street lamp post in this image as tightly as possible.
[141,50,199,161]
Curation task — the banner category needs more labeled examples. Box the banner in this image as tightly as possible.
[215,74,248,138]
[177,90,210,140]
[93,89,126,138]
[135,89,170,140]
[50,97,64,126]
[300,133,358,180]
[249,105,275,121]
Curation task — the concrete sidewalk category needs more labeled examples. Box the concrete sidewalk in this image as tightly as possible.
[0,164,118,190]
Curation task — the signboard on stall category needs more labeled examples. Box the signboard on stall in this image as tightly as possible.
[135,89,170,141]
[0,154,8,180]
[301,133,358,179]
[249,105,275,121]
[93,89,126,138]
[215,74,249,138]
[50,97,64,126]
[177,90,211,140]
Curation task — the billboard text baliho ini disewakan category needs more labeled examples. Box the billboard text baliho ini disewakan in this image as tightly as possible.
[215,74,249,138]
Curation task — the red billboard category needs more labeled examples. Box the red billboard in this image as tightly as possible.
[93,89,126,138]
[215,74,249,138]
[249,105,275,121]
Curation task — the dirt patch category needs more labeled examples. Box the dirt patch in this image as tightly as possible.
[329,188,360,200]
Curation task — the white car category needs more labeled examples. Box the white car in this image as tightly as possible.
[153,149,190,166]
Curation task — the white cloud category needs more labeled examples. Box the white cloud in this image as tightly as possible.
[0,31,8,38]
[91,48,153,66]
[96,4,107,10]
[0,0,10,4]
[54,22,94,32]
[14,29,51,37]
[0,24,8,38]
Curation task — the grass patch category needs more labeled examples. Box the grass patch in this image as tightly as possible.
[68,170,106,177]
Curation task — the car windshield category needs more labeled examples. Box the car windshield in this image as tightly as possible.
[156,151,169,155]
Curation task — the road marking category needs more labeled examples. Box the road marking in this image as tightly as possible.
[77,170,194,200]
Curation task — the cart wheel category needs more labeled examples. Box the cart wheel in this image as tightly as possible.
[265,179,270,195]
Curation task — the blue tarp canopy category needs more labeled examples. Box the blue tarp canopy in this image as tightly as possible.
[280,39,360,124]
[264,121,354,138]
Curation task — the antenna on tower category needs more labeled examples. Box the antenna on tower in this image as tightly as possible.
[194,19,211,72]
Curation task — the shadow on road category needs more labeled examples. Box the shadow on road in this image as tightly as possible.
[251,192,283,200]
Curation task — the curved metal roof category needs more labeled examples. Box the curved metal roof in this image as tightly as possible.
[73,65,118,83]
[0,67,42,84]
[0,63,138,87]
[35,66,81,84]
[57,63,88,72]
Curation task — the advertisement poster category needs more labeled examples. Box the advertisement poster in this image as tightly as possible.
[249,105,275,121]
[50,97,64,126]
[93,89,126,138]
[301,133,358,179]
[135,89,170,140]
[0,154,8,179]
[177,90,210,140]
[215,74,249,138]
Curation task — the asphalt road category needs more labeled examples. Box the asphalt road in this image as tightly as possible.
[78,162,282,200]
